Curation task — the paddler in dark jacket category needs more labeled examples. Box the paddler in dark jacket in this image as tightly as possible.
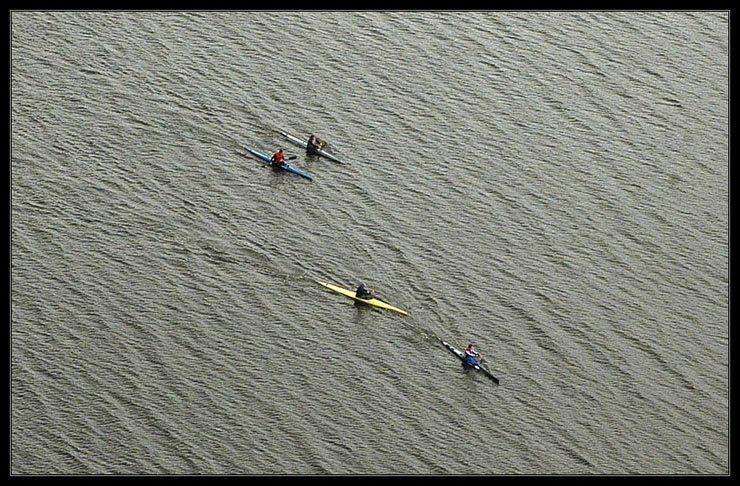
[355,282,376,300]
[306,133,325,155]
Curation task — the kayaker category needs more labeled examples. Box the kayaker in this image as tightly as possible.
[306,134,325,155]
[355,283,376,300]
[464,343,481,366]
[270,148,285,167]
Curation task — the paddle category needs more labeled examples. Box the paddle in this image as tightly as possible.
[476,355,499,383]
[371,290,390,302]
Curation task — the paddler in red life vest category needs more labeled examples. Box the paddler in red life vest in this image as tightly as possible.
[463,343,481,366]
[270,148,285,167]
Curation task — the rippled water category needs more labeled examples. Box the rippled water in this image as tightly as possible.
[11,11,728,475]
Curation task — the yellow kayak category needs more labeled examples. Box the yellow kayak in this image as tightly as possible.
[317,280,408,316]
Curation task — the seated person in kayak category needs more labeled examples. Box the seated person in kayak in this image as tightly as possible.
[270,148,285,167]
[306,134,326,155]
[355,283,376,300]
[463,343,481,366]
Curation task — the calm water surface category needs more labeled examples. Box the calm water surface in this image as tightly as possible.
[11,10,728,475]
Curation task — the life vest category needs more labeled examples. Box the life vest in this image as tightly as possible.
[464,349,479,366]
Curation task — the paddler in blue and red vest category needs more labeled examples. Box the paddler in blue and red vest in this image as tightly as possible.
[463,343,481,366]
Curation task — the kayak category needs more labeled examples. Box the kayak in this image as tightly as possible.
[245,147,313,181]
[441,340,499,384]
[279,130,346,164]
[440,339,499,384]
[317,280,408,315]
[317,280,408,316]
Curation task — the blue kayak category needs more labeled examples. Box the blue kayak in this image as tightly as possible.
[245,147,313,181]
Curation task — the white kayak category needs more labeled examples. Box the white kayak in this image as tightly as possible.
[279,130,346,164]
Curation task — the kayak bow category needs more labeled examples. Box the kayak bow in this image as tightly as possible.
[280,130,346,164]
[317,280,408,316]
[246,147,313,181]
[440,339,499,384]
